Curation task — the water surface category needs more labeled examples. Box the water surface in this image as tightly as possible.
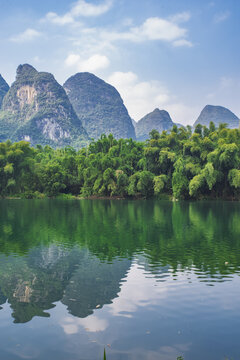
[0,200,240,360]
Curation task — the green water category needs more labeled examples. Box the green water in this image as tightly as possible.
[0,199,239,359]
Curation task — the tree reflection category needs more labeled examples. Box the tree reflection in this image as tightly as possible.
[0,199,239,323]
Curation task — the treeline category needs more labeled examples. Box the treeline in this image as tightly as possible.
[0,122,240,199]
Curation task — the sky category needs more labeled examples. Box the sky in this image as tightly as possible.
[0,0,239,125]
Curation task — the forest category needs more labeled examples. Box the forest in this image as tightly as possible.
[0,122,240,200]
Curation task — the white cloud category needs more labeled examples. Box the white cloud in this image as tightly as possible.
[101,16,192,46]
[44,0,112,25]
[173,39,193,47]
[65,54,81,67]
[109,262,168,317]
[45,12,75,25]
[108,71,170,120]
[107,71,198,125]
[132,17,187,42]
[108,71,138,87]
[65,53,110,72]
[167,103,199,125]
[71,0,112,17]
[43,7,192,47]
[10,28,42,43]
[169,11,191,24]
[214,11,230,23]
[61,315,108,334]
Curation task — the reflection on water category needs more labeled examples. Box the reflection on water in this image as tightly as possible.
[0,200,240,360]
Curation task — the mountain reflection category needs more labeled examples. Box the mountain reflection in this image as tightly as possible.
[0,199,239,323]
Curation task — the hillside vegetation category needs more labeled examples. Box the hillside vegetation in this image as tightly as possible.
[0,64,88,147]
[63,72,135,140]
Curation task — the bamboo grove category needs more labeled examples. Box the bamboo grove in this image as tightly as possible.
[0,122,240,200]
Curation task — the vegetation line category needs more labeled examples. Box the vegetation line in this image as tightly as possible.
[0,123,239,200]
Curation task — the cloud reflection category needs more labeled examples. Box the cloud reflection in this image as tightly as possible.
[61,315,108,334]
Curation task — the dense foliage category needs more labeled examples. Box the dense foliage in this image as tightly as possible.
[0,122,240,199]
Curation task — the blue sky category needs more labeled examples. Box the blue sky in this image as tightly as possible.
[0,0,239,124]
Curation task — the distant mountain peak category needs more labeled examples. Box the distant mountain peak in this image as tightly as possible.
[64,72,136,140]
[0,65,88,147]
[16,64,38,79]
[135,108,174,141]
[152,108,170,116]
[194,104,239,129]
[203,104,232,112]
[67,72,105,82]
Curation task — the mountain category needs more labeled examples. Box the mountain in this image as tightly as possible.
[0,74,9,108]
[0,64,88,146]
[131,118,137,127]
[135,108,175,141]
[194,105,239,129]
[63,72,136,140]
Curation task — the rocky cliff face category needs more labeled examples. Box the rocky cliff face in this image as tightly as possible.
[135,108,174,141]
[0,74,9,108]
[64,72,136,140]
[194,105,239,129]
[0,64,88,146]
[131,118,137,127]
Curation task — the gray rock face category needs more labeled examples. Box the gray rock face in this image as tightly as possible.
[135,108,174,141]
[131,118,137,128]
[0,64,88,147]
[194,105,239,129]
[64,72,136,140]
[0,74,9,108]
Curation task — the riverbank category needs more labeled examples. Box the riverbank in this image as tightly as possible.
[1,193,240,201]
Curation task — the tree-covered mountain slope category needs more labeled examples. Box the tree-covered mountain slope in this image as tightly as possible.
[64,72,136,140]
[0,64,88,147]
